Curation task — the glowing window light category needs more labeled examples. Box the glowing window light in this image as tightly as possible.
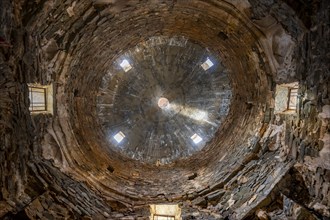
[120,59,132,72]
[150,204,181,220]
[288,87,298,110]
[201,58,214,70]
[29,86,47,112]
[28,83,54,115]
[114,131,125,143]
[191,133,203,144]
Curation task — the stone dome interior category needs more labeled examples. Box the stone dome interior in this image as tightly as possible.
[96,36,232,163]
[0,0,329,219]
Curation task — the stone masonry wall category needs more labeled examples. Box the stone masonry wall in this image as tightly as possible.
[0,0,329,219]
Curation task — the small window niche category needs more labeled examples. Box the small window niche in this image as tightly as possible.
[274,82,299,114]
[28,83,53,114]
[150,204,181,220]
[201,58,214,71]
[113,131,125,143]
[191,133,203,144]
[120,59,132,72]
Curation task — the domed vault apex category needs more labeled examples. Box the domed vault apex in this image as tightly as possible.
[97,36,232,164]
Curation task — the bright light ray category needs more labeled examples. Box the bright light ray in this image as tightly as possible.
[168,103,217,126]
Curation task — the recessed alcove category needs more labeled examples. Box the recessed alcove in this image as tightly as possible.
[274,82,299,114]
[150,204,181,220]
[28,83,54,115]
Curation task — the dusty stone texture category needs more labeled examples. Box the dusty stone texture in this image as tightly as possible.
[0,0,115,219]
[21,0,271,207]
[0,0,329,219]
[248,0,307,39]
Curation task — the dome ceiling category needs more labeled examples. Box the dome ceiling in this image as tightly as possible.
[32,0,271,203]
[97,36,232,163]
[2,0,329,218]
